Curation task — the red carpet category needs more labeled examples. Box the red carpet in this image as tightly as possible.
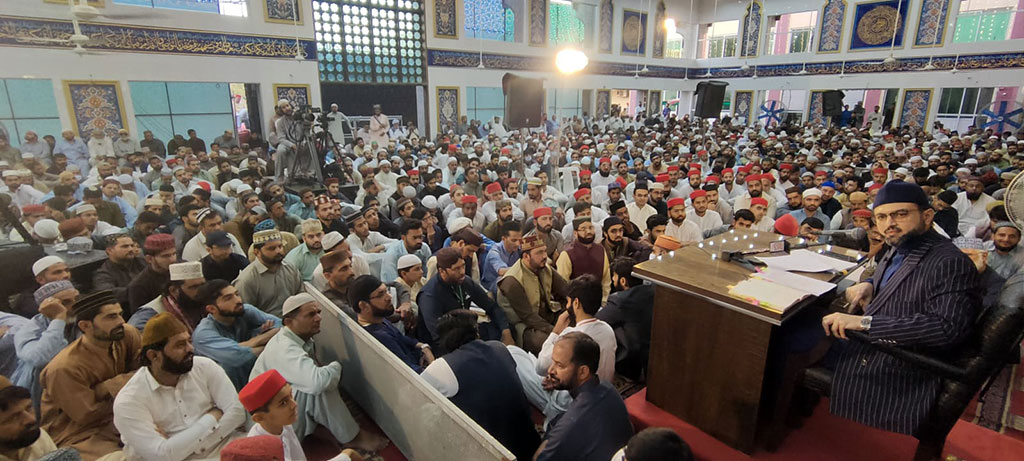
[625,389,1024,461]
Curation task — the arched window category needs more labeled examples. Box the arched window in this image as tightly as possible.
[465,0,518,41]
[549,0,585,45]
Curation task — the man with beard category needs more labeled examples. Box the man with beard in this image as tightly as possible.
[734,174,778,219]
[526,207,565,264]
[349,275,434,372]
[788,188,828,223]
[775,187,804,219]
[193,279,281,390]
[201,231,250,283]
[952,176,996,236]
[128,234,178,313]
[676,169,703,199]
[449,195,486,232]
[685,191,723,237]
[39,290,142,459]
[609,201,642,241]
[533,332,633,461]
[93,233,147,309]
[497,236,568,354]
[0,377,61,460]
[822,181,980,437]
[819,181,842,218]
[380,218,432,283]
[556,218,611,301]
[128,261,207,332]
[520,178,548,218]
[417,173,449,200]
[601,216,650,263]
[114,312,247,459]
[483,199,515,242]
[313,195,348,237]
[251,293,389,452]
[987,221,1023,279]
[320,251,358,319]
[284,220,325,281]
[598,257,655,382]
[664,198,702,245]
[234,230,302,317]
[183,208,246,263]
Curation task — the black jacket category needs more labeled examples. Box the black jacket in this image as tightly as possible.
[597,283,655,381]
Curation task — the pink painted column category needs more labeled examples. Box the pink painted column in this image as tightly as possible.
[862,90,884,127]
[773,14,791,54]
[1011,0,1024,39]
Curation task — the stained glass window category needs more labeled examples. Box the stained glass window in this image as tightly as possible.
[549,1,584,45]
[313,0,425,84]
[465,0,516,41]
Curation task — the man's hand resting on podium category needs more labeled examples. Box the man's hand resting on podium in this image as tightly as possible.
[822,313,866,340]
[844,282,874,313]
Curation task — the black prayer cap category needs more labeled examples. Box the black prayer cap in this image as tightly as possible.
[71,290,119,320]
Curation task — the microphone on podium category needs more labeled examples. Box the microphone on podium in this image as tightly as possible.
[811,227,867,240]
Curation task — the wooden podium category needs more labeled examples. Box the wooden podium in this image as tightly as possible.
[633,228,861,453]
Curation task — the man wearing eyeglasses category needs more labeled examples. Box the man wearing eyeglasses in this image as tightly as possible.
[821,180,981,436]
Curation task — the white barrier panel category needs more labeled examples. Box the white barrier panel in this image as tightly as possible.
[304,283,516,461]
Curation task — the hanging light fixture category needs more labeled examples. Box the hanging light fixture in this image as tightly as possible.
[556,48,589,74]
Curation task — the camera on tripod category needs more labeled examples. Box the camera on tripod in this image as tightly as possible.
[292,105,336,129]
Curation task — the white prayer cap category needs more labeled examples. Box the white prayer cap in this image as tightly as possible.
[75,204,96,215]
[421,195,438,210]
[402,186,416,198]
[17,169,31,176]
[447,157,458,165]
[802,188,823,198]
[964,158,978,165]
[927,155,941,161]
[236,184,254,194]
[144,197,164,207]
[169,261,203,281]
[322,231,345,252]
[895,167,910,176]
[276,99,290,107]
[34,219,60,240]
[1,170,18,178]
[956,167,971,176]
[417,160,428,167]
[32,255,65,276]
[225,179,243,191]
[117,174,133,185]
[282,293,318,316]
[397,254,421,271]
[22,153,34,159]
[1007,136,1017,142]
[909,155,923,162]
[447,216,472,234]
[499,156,510,163]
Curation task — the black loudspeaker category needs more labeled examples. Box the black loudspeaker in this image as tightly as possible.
[502,73,545,128]
[694,80,729,119]
[822,90,845,116]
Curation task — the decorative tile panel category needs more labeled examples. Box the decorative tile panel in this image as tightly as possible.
[599,0,613,53]
[733,90,753,125]
[652,0,666,58]
[274,84,311,107]
[596,89,611,118]
[435,0,458,38]
[740,0,762,57]
[818,0,846,53]
[809,90,826,125]
[529,0,547,46]
[437,87,460,131]
[63,81,126,138]
[914,0,950,47]
[898,89,932,129]
[850,0,909,50]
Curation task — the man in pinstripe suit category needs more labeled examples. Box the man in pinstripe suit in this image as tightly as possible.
[821,181,981,435]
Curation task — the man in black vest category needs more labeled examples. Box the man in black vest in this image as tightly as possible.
[419,310,540,460]
[534,332,633,460]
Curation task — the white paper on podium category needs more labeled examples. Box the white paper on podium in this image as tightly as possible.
[754,267,836,297]
[754,249,858,273]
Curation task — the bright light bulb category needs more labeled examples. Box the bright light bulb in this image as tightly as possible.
[664,18,676,34]
[555,48,589,74]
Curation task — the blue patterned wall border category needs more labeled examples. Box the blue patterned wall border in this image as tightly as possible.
[427,48,1024,79]
[899,88,932,128]
[0,15,317,59]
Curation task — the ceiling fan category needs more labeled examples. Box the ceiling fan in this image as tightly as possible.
[789,62,808,75]
[16,9,104,55]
